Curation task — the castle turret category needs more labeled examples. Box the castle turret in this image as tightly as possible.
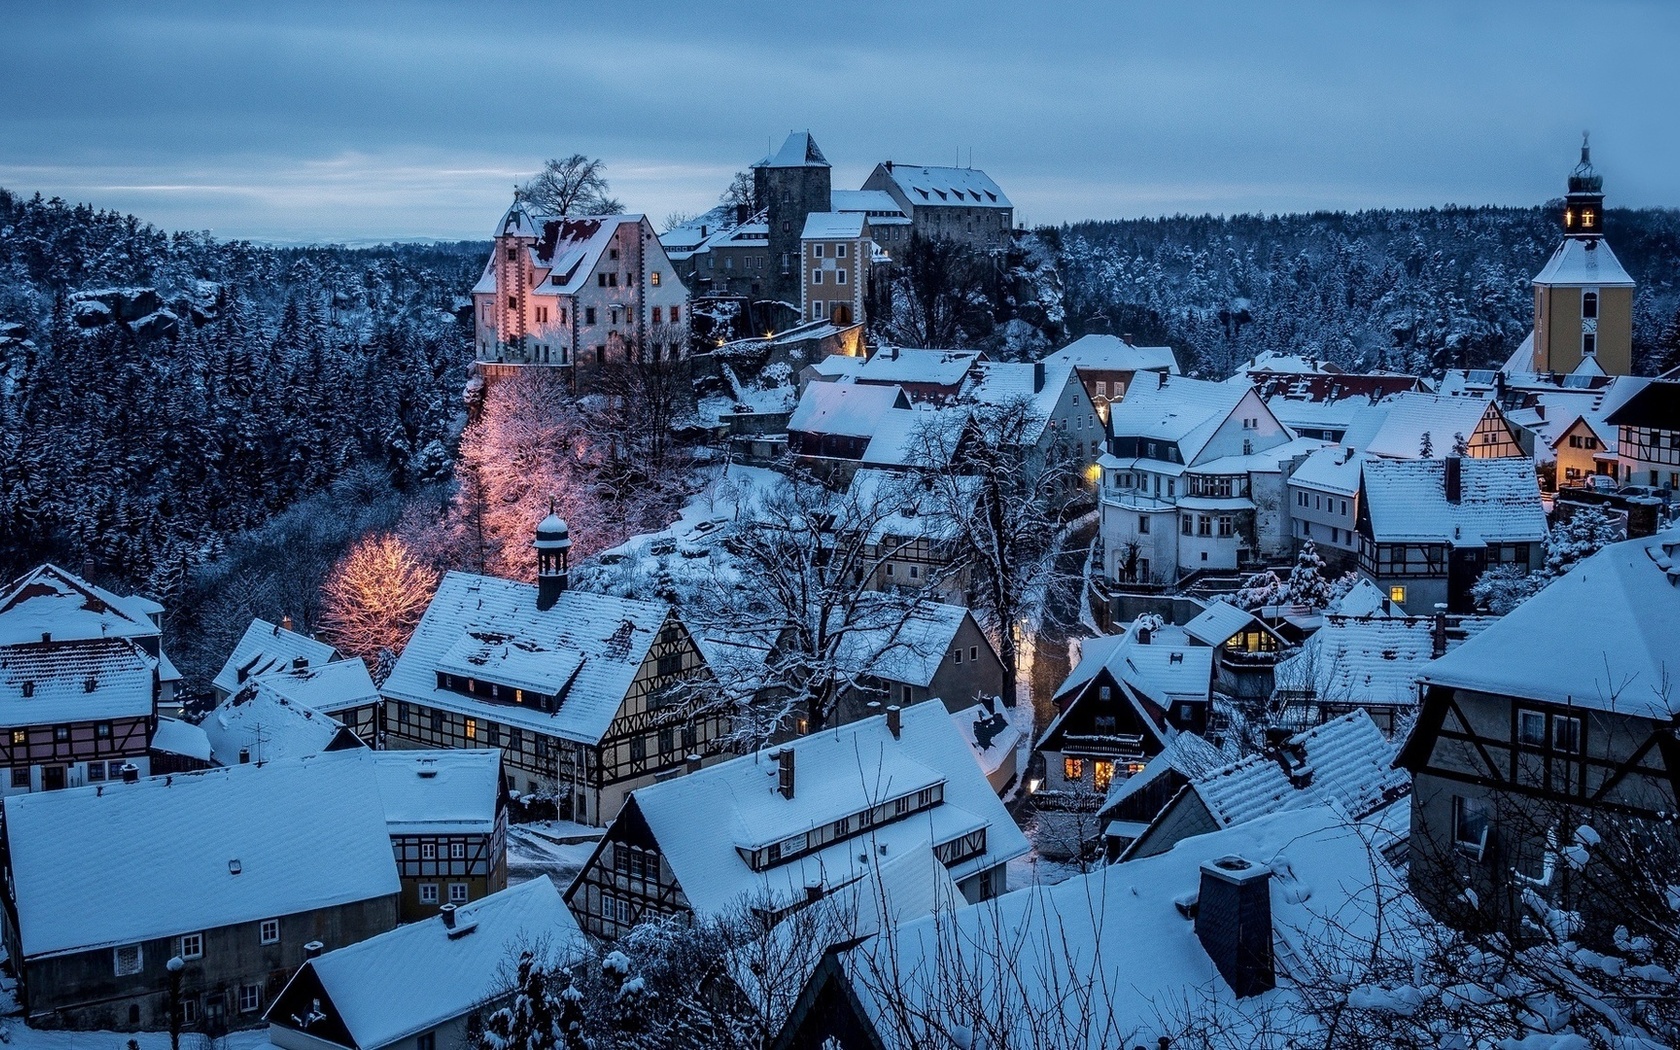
[1526,137,1635,376]
[753,132,832,307]
[480,193,540,364]
[533,503,572,611]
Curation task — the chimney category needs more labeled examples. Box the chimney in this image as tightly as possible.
[774,749,795,799]
[685,753,702,774]
[280,614,294,632]
[440,903,457,929]
[1033,360,1046,393]
[805,880,824,904]
[1194,855,1275,998]
[1122,333,1135,346]
[292,656,308,671]
[40,632,50,644]
[120,763,140,784]
[890,345,900,360]
[1136,625,1152,645]
[1432,603,1449,659]
[1444,455,1462,504]
[304,940,324,959]
[1158,371,1169,389]
[239,747,251,765]
[885,704,902,739]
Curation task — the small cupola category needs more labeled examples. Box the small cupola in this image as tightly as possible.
[533,501,573,611]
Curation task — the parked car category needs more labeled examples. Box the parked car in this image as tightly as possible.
[1579,475,1618,493]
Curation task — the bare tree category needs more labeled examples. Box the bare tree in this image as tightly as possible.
[522,155,624,216]
[719,170,760,215]
[884,235,990,348]
[318,532,438,659]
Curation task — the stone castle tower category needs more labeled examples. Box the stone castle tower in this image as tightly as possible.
[753,132,832,306]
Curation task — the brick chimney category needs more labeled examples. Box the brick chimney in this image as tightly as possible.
[685,753,702,774]
[1194,855,1275,998]
[1444,455,1462,504]
[1033,360,1046,393]
[304,940,324,959]
[885,704,902,739]
[440,903,457,929]
[774,749,795,799]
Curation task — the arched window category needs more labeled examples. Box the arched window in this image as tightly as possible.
[1582,291,1598,319]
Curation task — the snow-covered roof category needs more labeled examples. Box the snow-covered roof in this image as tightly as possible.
[1605,380,1680,432]
[1341,392,1501,460]
[788,381,908,438]
[1182,599,1262,648]
[802,212,865,240]
[475,215,649,299]
[1421,530,1680,719]
[1287,445,1366,497]
[1105,375,1254,465]
[0,637,155,728]
[383,573,672,745]
[1042,334,1178,376]
[1190,435,1327,476]
[948,703,1020,780]
[1275,612,1493,708]
[961,359,1082,445]
[875,164,1011,209]
[1328,579,1400,618]
[755,131,830,169]
[1098,729,1227,818]
[368,749,502,836]
[1360,457,1546,545]
[859,406,966,468]
[835,805,1406,1048]
[614,701,1028,920]
[279,879,586,1050]
[3,753,400,959]
[1191,711,1408,829]
[1266,394,1366,435]
[1532,236,1635,287]
[0,563,161,648]
[856,347,981,388]
[212,617,338,697]
[151,715,212,762]
[845,468,975,544]
[251,657,380,715]
[830,189,905,217]
[1054,619,1215,710]
[834,601,975,689]
[203,675,359,767]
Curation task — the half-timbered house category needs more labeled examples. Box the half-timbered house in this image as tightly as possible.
[211,618,338,703]
[0,564,181,795]
[202,674,365,768]
[564,701,1029,940]
[1398,529,1680,938]
[1605,379,1680,491]
[381,515,722,826]
[366,749,508,921]
[0,754,400,1031]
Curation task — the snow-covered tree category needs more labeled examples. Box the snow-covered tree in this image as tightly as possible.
[1473,505,1624,614]
[477,950,578,1050]
[1235,570,1287,610]
[1418,429,1434,458]
[318,532,438,659]
[1284,539,1332,608]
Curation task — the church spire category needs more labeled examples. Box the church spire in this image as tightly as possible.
[1563,131,1604,238]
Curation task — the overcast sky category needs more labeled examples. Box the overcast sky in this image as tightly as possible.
[3,1,1676,243]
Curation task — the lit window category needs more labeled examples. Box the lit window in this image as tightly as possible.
[179,933,204,960]
[1063,757,1084,782]
[464,719,476,740]
[1094,761,1114,792]
[650,271,661,286]
[9,729,23,745]
[1388,586,1406,604]
[1582,208,1595,227]
[260,919,280,945]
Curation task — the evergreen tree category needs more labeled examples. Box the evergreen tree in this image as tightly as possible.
[1285,539,1332,608]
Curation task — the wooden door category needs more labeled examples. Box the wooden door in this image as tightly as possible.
[41,766,64,791]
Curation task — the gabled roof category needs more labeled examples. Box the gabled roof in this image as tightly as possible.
[276,879,586,1050]
[1191,711,1409,829]
[845,468,975,543]
[874,164,1011,209]
[368,749,503,835]
[1341,392,1503,459]
[3,754,399,959]
[801,212,865,240]
[0,564,161,648]
[961,359,1083,445]
[1359,457,1546,545]
[788,382,909,438]
[383,573,671,745]
[474,215,649,298]
[1287,445,1366,497]
[253,658,380,715]
[204,675,362,767]
[1053,619,1214,711]
[829,805,1406,1048]
[1274,612,1493,708]
[859,406,967,468]
[1105,375,1254,464]
[1042,335,1178,376]
[755,131,830,169]
[1328,579,1401,618]
[1605,380,1680,431]
[949,703,1021,781]
[212,617,338,697]
[1532,236,1635,287]
[1183,599,1266,648]
[856,347,982,388]
[1421,530,1680,719]
[0,637,155,728]
[608,702,1028,920]
[833,601,977,689]
[830,189,905,217]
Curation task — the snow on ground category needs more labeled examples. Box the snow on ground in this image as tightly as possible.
[0,973,269,1050]
[507,820,603,892]
[1005,844,1085,891]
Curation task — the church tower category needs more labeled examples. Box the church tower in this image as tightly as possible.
[754,132,832,307]
[533,503,572,612]
[1527,137,1635,376]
